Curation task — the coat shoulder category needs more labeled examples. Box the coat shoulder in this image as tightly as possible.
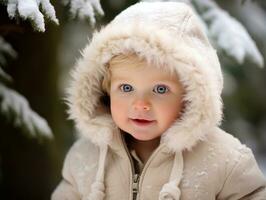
[66,138,100,164]
[186,127,252,162]
[205,127,252,156]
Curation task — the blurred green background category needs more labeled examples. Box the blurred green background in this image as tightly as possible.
[0,0,265,199]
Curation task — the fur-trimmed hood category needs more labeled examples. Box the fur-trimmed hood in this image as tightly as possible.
[67,1,223,152]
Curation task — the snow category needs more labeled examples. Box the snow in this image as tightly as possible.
[0,37,16,83]
[39,0,58,23]
[226,0,266,68]
[181,179,190,187]
[63,0,104,27]
[143,0,190,3]
[6,0,17,18]
[146,185,152,189]
[196,171,207,177]
[0,83,53,139]
[192,0,264,68]
[6,0,58,32]
[0,36,17,66]
[237,145,250,154]
[0,67,12,84]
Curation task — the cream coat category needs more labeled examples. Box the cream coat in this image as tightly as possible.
[52,2,266,200]
[53,129,266,200]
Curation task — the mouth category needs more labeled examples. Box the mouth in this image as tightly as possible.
[130,118,155,126]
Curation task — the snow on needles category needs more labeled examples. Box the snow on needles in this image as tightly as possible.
[0,84,53,139]
[6,0,59,32]
[63,0,104,27]
[193,0,264,67]
[0,37,53,139]
[0,36,17,66]
[5,0,104,31]
[0,36,16,83]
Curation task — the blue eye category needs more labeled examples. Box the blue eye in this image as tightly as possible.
[153,85,169,94]
[120,84,133,92]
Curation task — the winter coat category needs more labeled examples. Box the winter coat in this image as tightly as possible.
[52,2,266,200]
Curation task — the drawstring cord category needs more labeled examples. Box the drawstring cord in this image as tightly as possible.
[87,146,108,200]
[159,152,183,200]
[86,145,183,200]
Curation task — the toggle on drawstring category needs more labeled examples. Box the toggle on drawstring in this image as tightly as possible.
[86,145,108,200]
[159,151,184,200]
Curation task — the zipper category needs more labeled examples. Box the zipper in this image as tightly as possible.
[120,134,166,200]
[120,134,139,200]
[132,174,140,200]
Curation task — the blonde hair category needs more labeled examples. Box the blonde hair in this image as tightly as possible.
[102,53,146,94]
[102,53,176,94]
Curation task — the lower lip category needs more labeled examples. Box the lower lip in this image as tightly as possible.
[130,119,155,127]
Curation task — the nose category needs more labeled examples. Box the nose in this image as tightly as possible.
[133,99,151,111]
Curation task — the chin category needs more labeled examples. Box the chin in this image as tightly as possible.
[130,132,156,141]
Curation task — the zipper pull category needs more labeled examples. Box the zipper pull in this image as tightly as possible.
[132,174,140,198]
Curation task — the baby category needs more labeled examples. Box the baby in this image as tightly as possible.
[52,2,266,200]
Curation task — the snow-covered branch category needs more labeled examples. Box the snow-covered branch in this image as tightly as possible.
[0,36,16,84]
[0,67,12,84]
[0,36,17,67]
[63,0,104,27]
[0,38,52,139]
[5,0,59,32]
[0,83,53,139]
[142,0,190,2]
[191,0,264,67]
[2,0,105,31]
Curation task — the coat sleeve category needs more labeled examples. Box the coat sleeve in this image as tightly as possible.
[217,146,266,200]
[51,145,81,200]
[51,180,81,200]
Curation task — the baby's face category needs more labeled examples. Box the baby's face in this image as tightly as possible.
[109,60,184,141]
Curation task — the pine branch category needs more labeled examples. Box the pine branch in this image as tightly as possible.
[192,0,264,67]
[63,0,104,27]
[0,83,53,140]
[0,36,17,66]
[4,0,59,32]
[0,66,12,84]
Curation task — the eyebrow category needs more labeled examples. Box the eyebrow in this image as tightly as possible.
[111,77,129,83]
[111,77,180,86]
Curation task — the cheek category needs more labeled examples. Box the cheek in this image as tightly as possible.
[110,96,128,123]
[156,98,183,123]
